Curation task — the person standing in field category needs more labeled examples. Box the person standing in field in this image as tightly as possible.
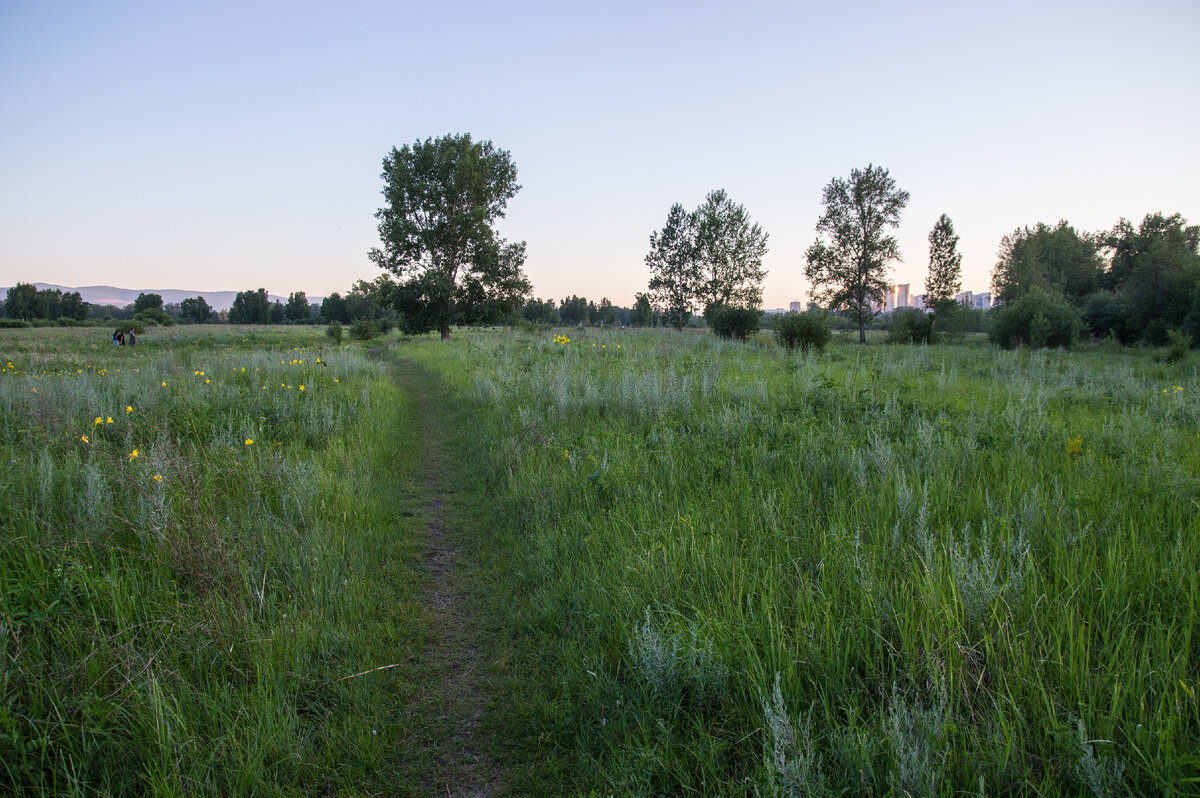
[127,328,136,345]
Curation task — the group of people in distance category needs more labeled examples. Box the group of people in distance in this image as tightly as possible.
[111,328,137,346]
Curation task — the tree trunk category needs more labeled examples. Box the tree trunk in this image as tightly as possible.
[440,323,450,341]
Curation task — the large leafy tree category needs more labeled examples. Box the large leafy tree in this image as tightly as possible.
[229,288,271,324]
[1101,212,1200,335]
[369,134,530,339]
[804,164,910,342]
[925,213,962,313]
[4,283,38,320]
[692,189,769,317]
[991,221,1103,306]
[286,291,312,323]
[179,296,214,324]
[646,203,700,330]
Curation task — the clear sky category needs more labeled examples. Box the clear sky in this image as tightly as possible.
[2,0,1197,307]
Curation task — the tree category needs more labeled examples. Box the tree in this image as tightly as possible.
[1101,212,1200,339]
[229,289,271,324]
[369,133,529,340]
[805,164,910,342]
[179,296,214,324]
[692,189,769,317]
[630,292,654,327]
[5,283,38,320]
[559,295,589,326]
[37,288,61,319]
[925,214,962,313]
[133,293,164,314]
[269,300,285,324]
[597,297,618,327]
[286,291,311,323]
[991,221,1103,306]
[521,297,558,324]
[646,203,700,330]
[321,292,347,323]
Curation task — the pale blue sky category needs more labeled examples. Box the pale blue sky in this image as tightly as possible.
[2,0,1197,307]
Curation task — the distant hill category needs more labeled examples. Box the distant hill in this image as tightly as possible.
[6,284,302,312]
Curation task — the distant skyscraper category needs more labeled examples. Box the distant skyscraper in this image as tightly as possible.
[789,300,803,312]
[884,283,909,312]
[972,292,991,310]
[956,290,973,307]
[911,294,927,311]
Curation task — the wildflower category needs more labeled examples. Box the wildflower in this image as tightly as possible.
[126,406,133,413]
[128,449,139,461]
[29,388,36,393]
[205,379,210,384]
[161,381,167,387]
[106,417,113,424]
[245,439,254,446]
[80,434,89,443]
[299,385,305,391]
[1067,436,1083,460]
[334,378,339,383]
[150,474,162,482]
[1175,386,1184,392]
[94,417,103,425]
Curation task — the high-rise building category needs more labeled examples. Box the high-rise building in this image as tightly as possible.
[789,300,803,312]
[956,290,973,307]
[972,292,991,310]
[911,294,927,311]
[884,284,910,312]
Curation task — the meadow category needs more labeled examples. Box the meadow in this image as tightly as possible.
[0,326,433,794]
[411,328,1200,795]
[3,324,1198,795]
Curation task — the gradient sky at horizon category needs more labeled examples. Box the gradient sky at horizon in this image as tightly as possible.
[2,0,1197,307]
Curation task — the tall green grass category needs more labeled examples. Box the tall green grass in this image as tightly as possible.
[2,327,430,795]
[406,329,1199,795]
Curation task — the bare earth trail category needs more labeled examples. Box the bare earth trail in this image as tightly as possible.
[389,356,503,797]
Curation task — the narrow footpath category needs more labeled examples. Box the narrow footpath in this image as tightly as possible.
[389,356,502,797]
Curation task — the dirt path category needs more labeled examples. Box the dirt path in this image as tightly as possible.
[391,358,501,797]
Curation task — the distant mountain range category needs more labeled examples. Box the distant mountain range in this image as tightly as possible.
[7,283,308,312]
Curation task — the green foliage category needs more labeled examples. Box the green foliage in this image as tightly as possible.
[521,297,559,325]
[925,213,962,309]
[286,291,312,323]
[630,292,654,327]
[646,203,699,330]
[1164,329,1192,364]
[991,221,1103,305]
[776,310,831,353]
[988,287,1083,348]
[350,319,382,341]
[132,308,173,327]
[887,307,934,344]
[1082,291,1131,342]
[706,304,761,341]
[0,318,32,328]
[325,320,344,343]
[178,296,214,324]
[692,189,769,314]
[369,133,530,339]
[229,288,271,324]
[805,164,910,342]
[133,292,164,314]
[1102,212,1200,340]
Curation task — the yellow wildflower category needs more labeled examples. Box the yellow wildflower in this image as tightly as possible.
[106,417,113,424]
[1067,436,1083,459]
[245,438,254,446]
[150,474,162,482]
[94,417,103,425]
[80,434,89,443]
[128,449,139,461]
[299,385,305,391]
[126,406,132,413]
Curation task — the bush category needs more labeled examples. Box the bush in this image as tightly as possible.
[988,288,1083,349]
[776,311,832,353]
[133,308,173,327]
[887,308,934,344]
[1082,292,1130,342]
[1165,330,1192,364]
[0,318,31,329]
[325,321,344,344]
[707,306,761,341]
[349,319,381,341]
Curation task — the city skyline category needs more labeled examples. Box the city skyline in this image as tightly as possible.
[2,1,1197,307]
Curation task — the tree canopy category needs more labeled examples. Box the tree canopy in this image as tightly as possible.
[991,221,1103,306]
[925,214,962,312]
[369,133,531,339]
[804,164,910,342]
[692,189,769,317]
[646,203,699,330]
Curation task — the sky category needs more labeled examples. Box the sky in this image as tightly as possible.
[2,0,1198,308]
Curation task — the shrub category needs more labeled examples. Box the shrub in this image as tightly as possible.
[887,308,934,344]
[988,287,1083,349]
[0,318,31,328]
[1082,291,1129,342]
[325,321,344,344]
[707,305,761,341]
[1164,330,1192,364]
[776,311,832,353]
[349,319,381,341]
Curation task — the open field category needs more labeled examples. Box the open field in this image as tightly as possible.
[3,324,1199,795]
